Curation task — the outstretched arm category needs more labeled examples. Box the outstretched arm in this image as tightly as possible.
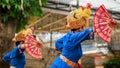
[74,28,94,44]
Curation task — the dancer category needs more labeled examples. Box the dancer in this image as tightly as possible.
[50,3,94,68]
[2,41,26,68]
[2,26,34,68]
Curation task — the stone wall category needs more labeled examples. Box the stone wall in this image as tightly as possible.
[81,56,95,68]
[0,18,17,68]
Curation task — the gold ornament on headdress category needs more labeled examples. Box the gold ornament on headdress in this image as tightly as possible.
[66,3,92,29]
[12,27,34,42]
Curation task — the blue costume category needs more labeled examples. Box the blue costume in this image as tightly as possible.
[50,28,94,68]
[2,45,26,68]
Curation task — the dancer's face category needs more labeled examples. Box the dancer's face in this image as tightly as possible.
[20,41,25,49]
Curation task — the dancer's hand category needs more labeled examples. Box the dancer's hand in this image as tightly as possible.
[20,44,25,49]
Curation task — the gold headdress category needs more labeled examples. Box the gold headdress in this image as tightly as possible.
[66,3,92,29]
[12,26,34,42]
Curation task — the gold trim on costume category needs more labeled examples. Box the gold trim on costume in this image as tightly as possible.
[60,54,77,68]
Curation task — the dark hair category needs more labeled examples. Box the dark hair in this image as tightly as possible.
[71,28,80,31]
[15,41,24,46]
[33,35,36,38]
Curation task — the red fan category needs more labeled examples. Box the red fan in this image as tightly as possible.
[24,34,42,60]
[94,5,116,42]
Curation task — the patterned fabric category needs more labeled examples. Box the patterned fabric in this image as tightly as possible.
[94,5,116,42]
[24,34,42,60]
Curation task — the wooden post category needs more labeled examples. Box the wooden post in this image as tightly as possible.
[76,0,79,8]
[56,0,59,8]
[50,31,52,47]
[69,0,72,11]
[50,13,53,47]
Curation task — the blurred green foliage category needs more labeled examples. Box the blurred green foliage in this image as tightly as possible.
[0,0,46,32]
[103,56,120,68]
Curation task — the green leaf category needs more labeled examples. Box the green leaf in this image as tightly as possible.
[15,4,17,9]
[22,11,29,18]
[5,0,9,3]
[41,0,47,6]
[2,4,6,8]
[7,5,11,10]
[2,15,8,22]
[32,8,43,16]
[10,11,16,18]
